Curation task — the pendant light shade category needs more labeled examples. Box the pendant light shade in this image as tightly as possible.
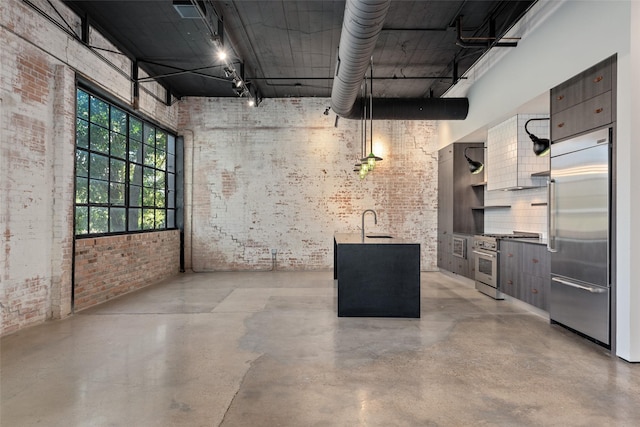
[524,118,550,156]
[464,146,485,174]
[362,152,383,171]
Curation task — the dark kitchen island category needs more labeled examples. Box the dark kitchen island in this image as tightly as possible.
[334,233,420,318]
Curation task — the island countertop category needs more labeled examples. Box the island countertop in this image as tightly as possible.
[334,232,418,245]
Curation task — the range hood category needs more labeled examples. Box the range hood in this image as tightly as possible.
[487,115,550,191]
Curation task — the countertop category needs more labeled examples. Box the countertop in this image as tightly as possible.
[334,233,418,245]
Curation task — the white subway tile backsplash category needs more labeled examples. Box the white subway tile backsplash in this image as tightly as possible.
[485,186,548,237]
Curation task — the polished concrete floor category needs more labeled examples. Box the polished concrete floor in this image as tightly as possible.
[1,271,639,426]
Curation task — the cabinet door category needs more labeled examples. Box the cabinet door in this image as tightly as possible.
[551,58,613,114]
[551,91,612,141]
[453,256,468,277]
[521,244,548,277]
[437,233,451,270]
[499,241,520,297]
[521,274,546,309]
[466,235,476,279]
[438,150,454,234]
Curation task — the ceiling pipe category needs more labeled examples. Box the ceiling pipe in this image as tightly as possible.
[344,98,469,120]
[331,0,391,117]
[331,0,469,120]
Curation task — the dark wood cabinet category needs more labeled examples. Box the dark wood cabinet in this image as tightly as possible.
[437,143,484,279]
[499,240,550,311]
[551,57,613,113]
[499,241,520,298]
[520,243,550,310]
[551,55,615,141]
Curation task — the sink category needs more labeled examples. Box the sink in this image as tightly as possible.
[366,235,393,239]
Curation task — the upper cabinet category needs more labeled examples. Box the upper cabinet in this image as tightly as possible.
[486,114,550,191]
[550,55,615,141]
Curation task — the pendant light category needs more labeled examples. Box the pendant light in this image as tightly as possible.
[464,146,485,174]
[525,117,550,156]
[358,79,369,179]
[361,57,382,171]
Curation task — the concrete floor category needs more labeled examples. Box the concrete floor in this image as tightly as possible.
[1,271,639,426]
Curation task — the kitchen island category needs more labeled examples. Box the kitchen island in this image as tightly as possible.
[334,233,420,318]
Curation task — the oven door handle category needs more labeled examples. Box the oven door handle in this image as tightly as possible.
[472,250,496,258]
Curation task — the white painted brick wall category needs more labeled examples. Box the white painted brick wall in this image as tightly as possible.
[179,98,439,272]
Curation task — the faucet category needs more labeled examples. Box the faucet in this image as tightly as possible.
[361,209,377,241]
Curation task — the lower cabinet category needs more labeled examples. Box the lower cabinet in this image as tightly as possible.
[499,241,520,298]
[499,241,550,311]
[437,233,474,280]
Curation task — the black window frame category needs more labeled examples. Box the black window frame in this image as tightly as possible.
[74,87,177,237]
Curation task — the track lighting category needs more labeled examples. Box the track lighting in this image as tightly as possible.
[524,118,550,156]
[464,146,485,174]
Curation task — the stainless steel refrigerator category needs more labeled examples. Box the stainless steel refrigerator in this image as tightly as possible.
[548,127,611,345]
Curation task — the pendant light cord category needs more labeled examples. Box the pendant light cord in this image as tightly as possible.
[370,57,373,154]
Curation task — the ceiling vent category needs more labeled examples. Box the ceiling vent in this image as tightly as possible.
[173,1,204,19]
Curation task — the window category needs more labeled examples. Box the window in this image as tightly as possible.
[75,88,177,236]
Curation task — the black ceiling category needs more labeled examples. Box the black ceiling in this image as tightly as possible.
[63,0,535,100]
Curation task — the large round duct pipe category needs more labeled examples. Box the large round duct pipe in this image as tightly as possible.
[330,0,469,121]
[345,97,469,120]
[330,0,391,117]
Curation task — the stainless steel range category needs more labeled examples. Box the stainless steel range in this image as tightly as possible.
[473,232,540,300]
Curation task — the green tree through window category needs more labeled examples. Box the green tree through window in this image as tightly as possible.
[74,88,177,236]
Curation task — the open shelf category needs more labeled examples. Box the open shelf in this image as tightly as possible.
[471,181,487,187]
[471,205,511,210]
[531,170,550,177]
[531,202,548,206]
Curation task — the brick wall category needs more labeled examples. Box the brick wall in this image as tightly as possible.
[74,231,180,311]
[1,0,179,335]
[178,97,439,271]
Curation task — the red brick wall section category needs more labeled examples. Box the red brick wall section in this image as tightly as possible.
[73,231,180,311]
[1,0,179,335]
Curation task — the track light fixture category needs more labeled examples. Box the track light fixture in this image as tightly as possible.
[525,118,551,156]
[464,146,485,174]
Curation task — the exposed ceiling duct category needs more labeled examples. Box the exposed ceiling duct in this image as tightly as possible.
[345,98,469,120]
[331,0,469,121]
[330,0,391,117]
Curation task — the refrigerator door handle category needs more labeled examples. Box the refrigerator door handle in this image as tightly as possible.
[552,277,607,293]
[547,179,557,253]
